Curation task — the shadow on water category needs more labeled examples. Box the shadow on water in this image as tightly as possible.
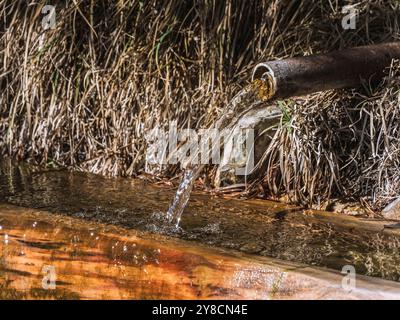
[0,161,400,282]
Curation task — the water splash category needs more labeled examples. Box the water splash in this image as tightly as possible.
[166,83,265,227]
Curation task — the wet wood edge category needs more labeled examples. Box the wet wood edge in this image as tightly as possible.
[0,203,399,300]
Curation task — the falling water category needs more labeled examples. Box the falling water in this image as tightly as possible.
[166,81,268,227]
[166,165,203,227]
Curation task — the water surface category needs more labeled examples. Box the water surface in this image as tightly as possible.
[0,161,399,282]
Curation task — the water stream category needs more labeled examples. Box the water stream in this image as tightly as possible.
[166,84,263,226]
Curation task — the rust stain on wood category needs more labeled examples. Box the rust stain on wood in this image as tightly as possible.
[0,204,399,300]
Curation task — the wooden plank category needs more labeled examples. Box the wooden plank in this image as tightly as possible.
[0,204,399,300]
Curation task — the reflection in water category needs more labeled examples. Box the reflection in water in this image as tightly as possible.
[0,161,400,282]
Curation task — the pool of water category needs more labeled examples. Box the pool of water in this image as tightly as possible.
[0,161,399,282]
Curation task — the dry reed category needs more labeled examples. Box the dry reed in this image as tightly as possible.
[1,0,400,211]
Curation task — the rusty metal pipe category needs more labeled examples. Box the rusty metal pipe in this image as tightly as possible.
[252,42,400,100]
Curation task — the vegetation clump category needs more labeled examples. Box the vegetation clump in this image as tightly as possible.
[1,0,399,212]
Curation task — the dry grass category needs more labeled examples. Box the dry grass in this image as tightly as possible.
[0,0,400,211]
[254,62,400,210]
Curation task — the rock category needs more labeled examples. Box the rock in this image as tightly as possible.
[215,105,282,186]
[382,197,400,220]
[323,199,368,217]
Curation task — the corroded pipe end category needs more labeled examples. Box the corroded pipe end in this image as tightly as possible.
[251,63,277,101]
[251,42,400,101]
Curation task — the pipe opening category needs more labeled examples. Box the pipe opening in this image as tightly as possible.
[251,63,276,101]
[252,63,274,81]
